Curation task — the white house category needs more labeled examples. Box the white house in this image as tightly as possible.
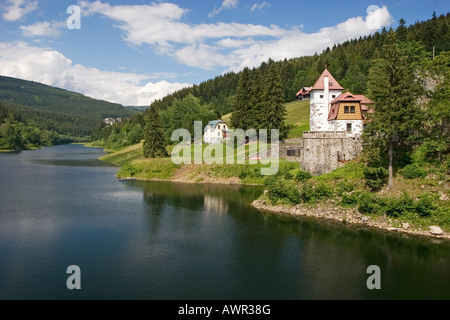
[309,66,373,136]
[204,120,230,144]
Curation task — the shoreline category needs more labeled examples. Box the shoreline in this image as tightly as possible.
[90,143,449,241]
[252,199,450,241]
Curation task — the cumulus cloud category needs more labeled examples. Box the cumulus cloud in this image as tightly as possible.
[2,0,38,21]
[251,2,271,12]
[0,42,190,106]
[20,21,66,38]
[79,1,393,72]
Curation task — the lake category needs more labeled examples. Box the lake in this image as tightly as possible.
[0,144,449,300]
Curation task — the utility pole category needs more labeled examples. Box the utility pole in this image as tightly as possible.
[433,46,435,60]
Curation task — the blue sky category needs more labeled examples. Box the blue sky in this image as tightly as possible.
[0,0,448,106]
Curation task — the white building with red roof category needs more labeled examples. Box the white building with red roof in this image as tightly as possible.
[308,66,373,136]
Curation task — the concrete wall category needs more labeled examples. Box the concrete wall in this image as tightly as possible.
[300,132,363,176]
[255,132,363,176]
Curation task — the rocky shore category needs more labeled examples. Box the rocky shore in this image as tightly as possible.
[252,198,450,240]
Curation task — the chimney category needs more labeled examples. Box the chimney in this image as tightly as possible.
[324,75,330,115]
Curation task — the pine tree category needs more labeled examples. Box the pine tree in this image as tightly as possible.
[231,68,252,130]
[143,106,168,158]
[365,31,422,189]
[397,18,407,42]
[248,68,265,130]
[262,63,287,140]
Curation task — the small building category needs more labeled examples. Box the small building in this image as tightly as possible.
[204,120,229,144]
[296,86,313,100]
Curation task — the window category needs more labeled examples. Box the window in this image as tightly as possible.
[347,123,352,133]
[320,95,324,99]
[332,95,336,99]
[350,106,356,113]
[344,106,350,113]
[218,132,221,137]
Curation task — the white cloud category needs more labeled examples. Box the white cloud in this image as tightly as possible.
[20,21,65,38]
[0,42,190,106]
[79,1,394,73]
[209,0,238,18]
[251,2,271,12]
[2,0,38,22]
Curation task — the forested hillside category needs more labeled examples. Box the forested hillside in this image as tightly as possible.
[0,76,135,150]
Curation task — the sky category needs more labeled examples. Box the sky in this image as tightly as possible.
[0,0,448,106]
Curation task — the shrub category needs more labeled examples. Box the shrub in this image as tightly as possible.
[384,193,414,217]
[414,194,437,217]
[399,164,427,179]
[341,192,359,207]
[300,182,316,203]
[315,182,334,199]
[336,180,355,194]
[295,170,312,182]
[358,192,377,214]
[265,176,300,205]
[363,167,388,191]
[286,187,302,205]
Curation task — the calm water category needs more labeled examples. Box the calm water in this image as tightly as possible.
[0,144,449,300]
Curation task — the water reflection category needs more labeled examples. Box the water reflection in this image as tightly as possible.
[1,145,449,300]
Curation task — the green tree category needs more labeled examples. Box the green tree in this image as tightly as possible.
[365,32,423,189]
[262,63,287,140]
[248,68,265,130]
[397,18,407,42]
[231,68,253,130]
[143,106,168,158]
[341,64,367,94]
[422,51,450,161]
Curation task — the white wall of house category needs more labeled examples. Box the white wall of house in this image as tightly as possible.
[204,123,229,144]
[329,120,364,136]
[310,89,342,132]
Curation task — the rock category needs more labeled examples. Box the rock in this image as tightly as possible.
[388,228,401,232]
[362,217,370,223]
[439,192,448,201]
[402,223,410,230]
[429,226,444,236]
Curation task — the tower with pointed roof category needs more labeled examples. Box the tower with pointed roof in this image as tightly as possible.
[309,66,344,132]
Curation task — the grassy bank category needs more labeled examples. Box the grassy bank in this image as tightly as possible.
[99,142,296,185]
[257,159,450,235]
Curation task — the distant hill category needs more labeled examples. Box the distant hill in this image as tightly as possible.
[0,76,134,119]
[0,76,135,137]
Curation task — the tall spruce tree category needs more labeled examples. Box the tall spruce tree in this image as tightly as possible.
[231,68,253,130]
[143,106,168,158]
[262,63,287,140]
[248,68,265,130]
[365,31,422,189]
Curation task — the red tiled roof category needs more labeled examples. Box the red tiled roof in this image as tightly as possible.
[310,67,344,91]
[296,86,312,96]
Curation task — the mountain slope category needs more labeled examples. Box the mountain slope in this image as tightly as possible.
[0,76,134,120]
